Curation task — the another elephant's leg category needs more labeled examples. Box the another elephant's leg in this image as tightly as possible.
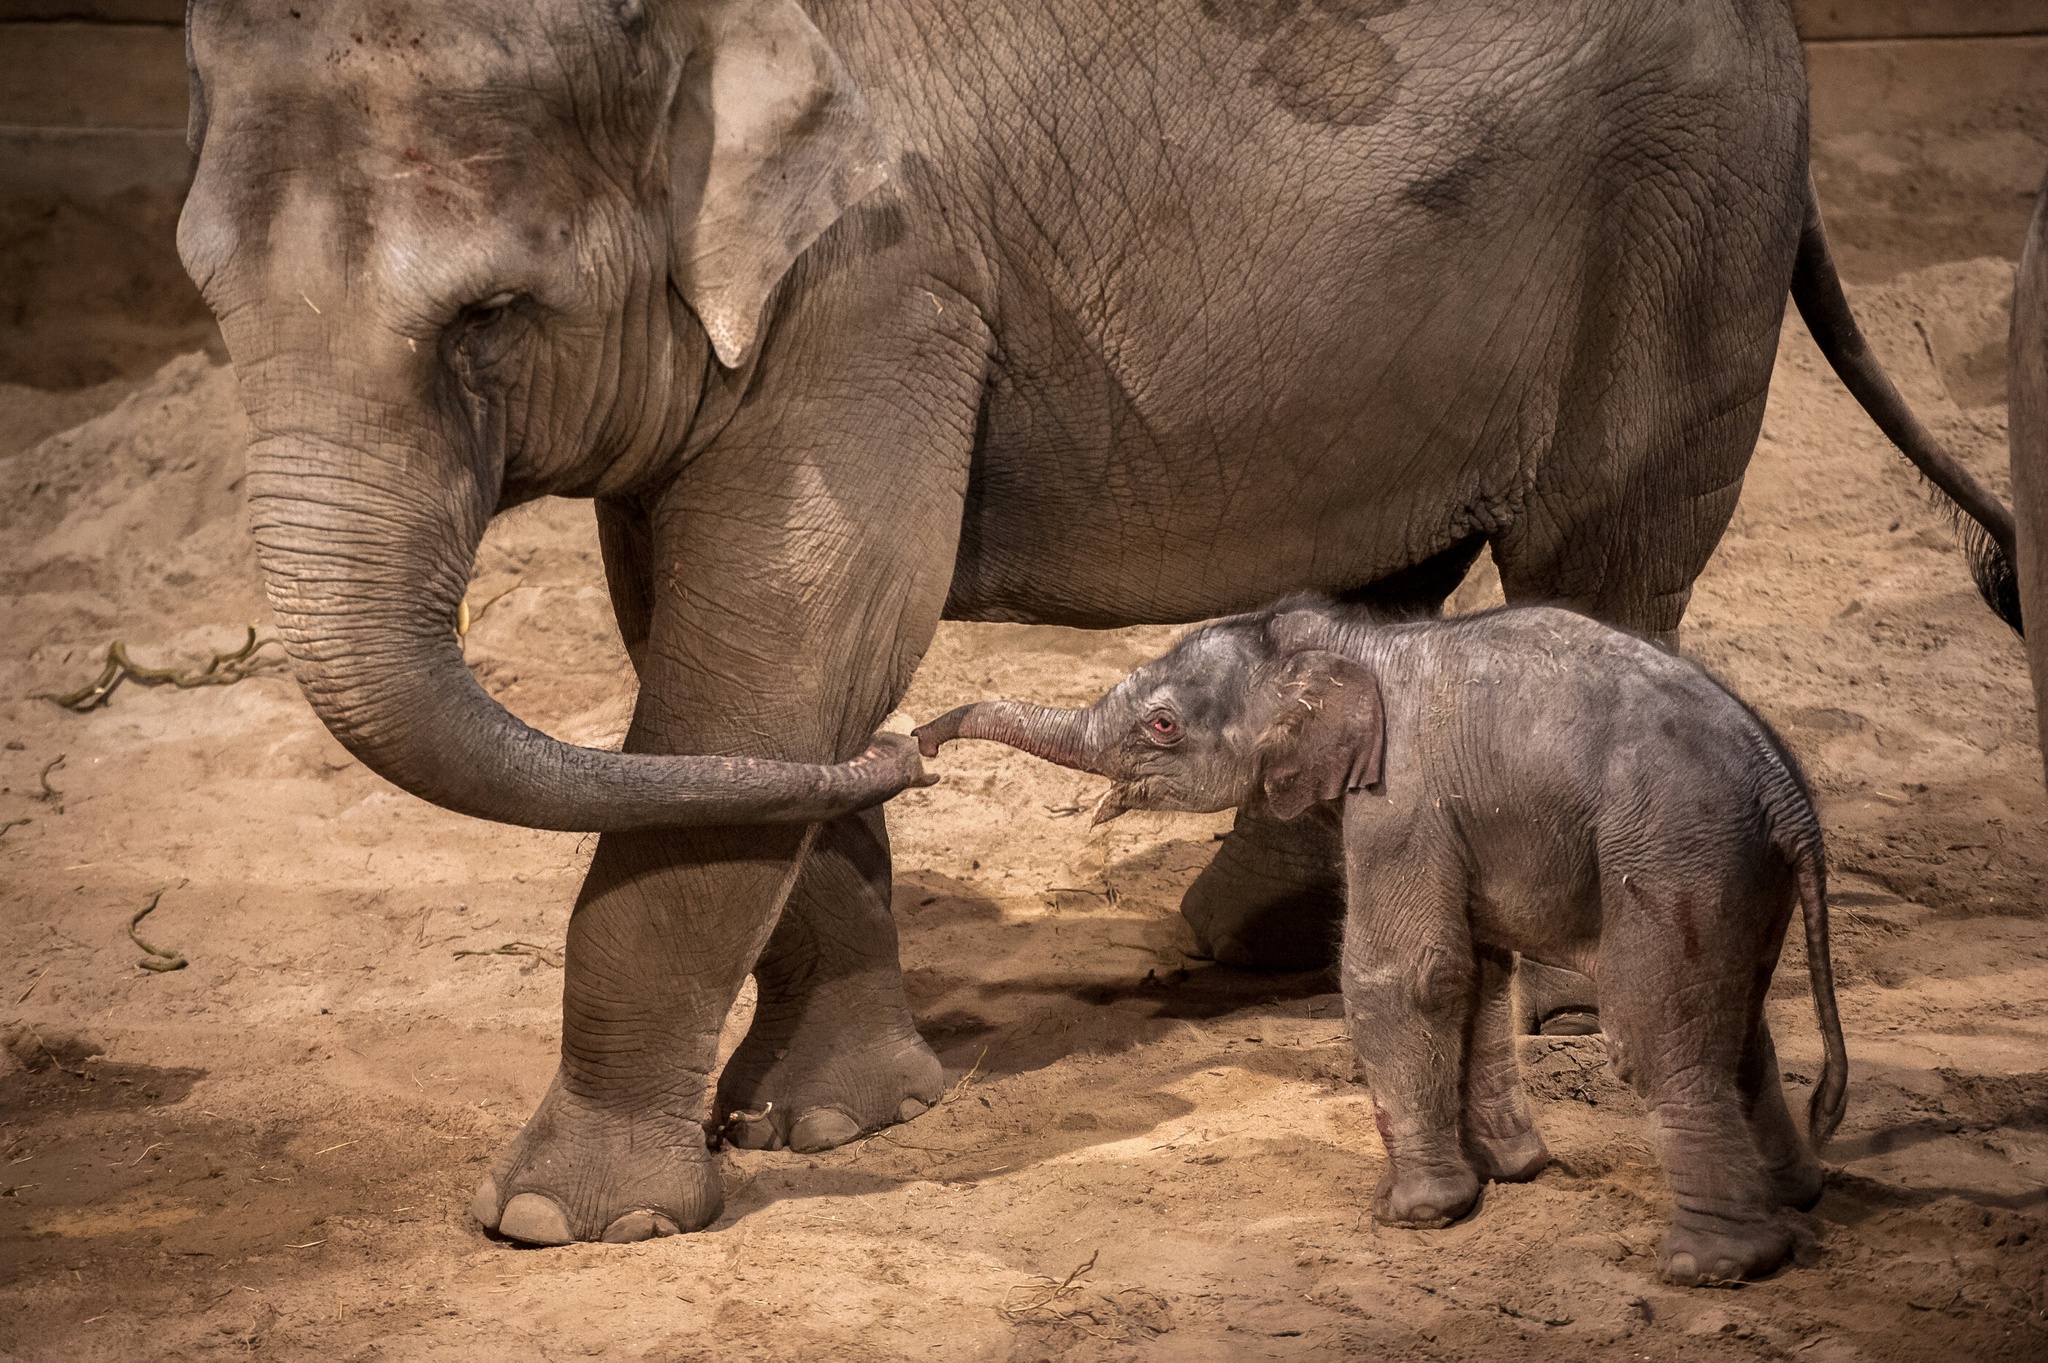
[1739,991,1824,1210]
[1512,958,1602,1037]
[1343,877,1483,1228]
[1180,538,1486,970]
[716,807,944,1152]
[1461,946,1549,1183]
[1180,807,1344,970]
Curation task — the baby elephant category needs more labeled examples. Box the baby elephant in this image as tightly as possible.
[916,599,1847,1285]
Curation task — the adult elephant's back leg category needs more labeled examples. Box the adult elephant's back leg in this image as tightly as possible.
[716,807,944,1152]
[1487,162,1801,644]
[1179,536,1481,971]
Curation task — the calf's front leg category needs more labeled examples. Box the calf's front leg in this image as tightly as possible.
[1343,872,1483,1228]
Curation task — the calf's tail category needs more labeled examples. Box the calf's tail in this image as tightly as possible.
[1791,848,1849,1149]
[1790,173,2023,633]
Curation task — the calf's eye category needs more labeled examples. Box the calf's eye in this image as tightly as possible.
[1146,714,1180,741]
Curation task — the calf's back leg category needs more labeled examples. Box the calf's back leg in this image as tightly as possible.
[1462,946,1550,1183]
[1600,866,1790,1284]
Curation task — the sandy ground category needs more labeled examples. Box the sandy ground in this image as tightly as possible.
[1,245,2045,1360]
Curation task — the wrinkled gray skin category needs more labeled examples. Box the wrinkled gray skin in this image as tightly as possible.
[177,0,2006,1245]
[2016,170,2048,790]
[918,600,1850,1285]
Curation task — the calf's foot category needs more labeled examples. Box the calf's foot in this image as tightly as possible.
[1659,1215,1793,1285]
[471,1072,721,1245]
[1371,1160,1482,1229]
[1466,1125,1550,1184]
[1764,1150,1824,1211]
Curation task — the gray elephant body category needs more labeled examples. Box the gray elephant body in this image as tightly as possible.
[2015,172,2048,787]
[178,0,1992,1244]
[917,601,1848,1284]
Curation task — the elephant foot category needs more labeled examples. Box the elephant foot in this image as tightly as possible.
[1512,959,1601,1036]
[1466,1124,1550,1184]
[715,1006,942,1154]
[472,1072,721,1245]
[1370,1159,1482,1229]
[1658,1215,1793,1286]
[1180,811,1345,971]
[1765,1151,1825,1211]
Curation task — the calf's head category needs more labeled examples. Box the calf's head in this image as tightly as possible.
[915,608,1387,822]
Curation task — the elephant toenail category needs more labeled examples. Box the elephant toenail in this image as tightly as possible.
[1409,1204,1438,1224]
[601,1209,680,1243]
[469,1175,501,1230]
[1666,1252,1698,1282]
[497,1193,574,1246]
[896,1097,931,1123]
[789,1108,863,1152]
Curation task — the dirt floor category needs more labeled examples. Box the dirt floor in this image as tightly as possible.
[4,241,2048,1359]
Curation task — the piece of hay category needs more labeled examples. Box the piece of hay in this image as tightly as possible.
[39,628,286,713]
[452,942,564,969]
[128,888,188,973]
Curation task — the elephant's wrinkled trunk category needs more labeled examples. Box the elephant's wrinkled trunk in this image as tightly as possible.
[247,437,920,833]
[913,700,1107,774]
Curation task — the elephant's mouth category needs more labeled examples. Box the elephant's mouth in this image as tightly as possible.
[1090,782,1136,825]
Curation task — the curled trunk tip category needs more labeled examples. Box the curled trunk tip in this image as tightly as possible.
[912,699,1107,774]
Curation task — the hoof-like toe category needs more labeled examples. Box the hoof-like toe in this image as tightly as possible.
[789,1108,863,1153]
[1373,1164,1480,1230]
[602,1209,681,1243]
[1659,1220,1791,1286]
[470,1176,501,1230]
[1537,1009,1602,1036]
[1470,1128,1550,1184]
[497,1193,574,1246]
[896,1097,931,1123]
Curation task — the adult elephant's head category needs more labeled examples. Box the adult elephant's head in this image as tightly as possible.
[177,0,919,828]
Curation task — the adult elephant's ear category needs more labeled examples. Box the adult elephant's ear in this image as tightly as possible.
[1255,651,1386,821]
[667,0,891,368]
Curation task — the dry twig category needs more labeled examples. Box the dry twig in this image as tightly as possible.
[34,756,64,812]
[1000,1250,1116,1333]
[452,942,564,969]
[38,628,287,713]
[128,887,188,973]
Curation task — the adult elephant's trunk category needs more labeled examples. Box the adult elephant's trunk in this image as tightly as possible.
[913,700,1108,773]
[2013,170,2048,789]
[247,437,923,832]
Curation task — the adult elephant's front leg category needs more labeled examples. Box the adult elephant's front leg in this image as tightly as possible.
[717,807,944,1152]
[473,322,976,1242]
[473,821,815,1245]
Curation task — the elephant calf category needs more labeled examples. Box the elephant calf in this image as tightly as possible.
[916,599,1848,1285]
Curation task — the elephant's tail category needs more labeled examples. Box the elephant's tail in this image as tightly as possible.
[1791,173,2023,635]
[1789,842,1848,1151]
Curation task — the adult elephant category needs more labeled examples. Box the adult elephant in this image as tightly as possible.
[178,0,2018,1244]
[2016,170,2048,788]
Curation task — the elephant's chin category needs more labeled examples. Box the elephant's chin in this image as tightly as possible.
[1090,783,1136,825]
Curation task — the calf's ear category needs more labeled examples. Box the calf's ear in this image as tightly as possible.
[666,0,890,368]
[1254,650,1385,821]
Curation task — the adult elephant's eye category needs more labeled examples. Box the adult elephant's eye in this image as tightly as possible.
[462,291,521,331]
[447,291,528,385]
